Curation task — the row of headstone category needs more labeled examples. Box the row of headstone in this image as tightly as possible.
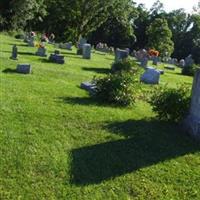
[59,42,72,50]
[96,42,114,53]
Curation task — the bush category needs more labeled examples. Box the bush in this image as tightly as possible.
[182,64,197,76]
[93,71,140,106]
[149,84,191,122]
[111,59,139,73]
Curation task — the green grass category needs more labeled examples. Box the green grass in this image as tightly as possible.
[0,33,199,200]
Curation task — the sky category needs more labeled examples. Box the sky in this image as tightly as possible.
[134,0,198,13]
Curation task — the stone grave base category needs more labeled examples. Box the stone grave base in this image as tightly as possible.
[81,82,96,94]
[16,64,32,74]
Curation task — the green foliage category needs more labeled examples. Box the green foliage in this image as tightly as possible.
[182,64,198,76]
[149,84,191,122]
[147,18,174,57]
[93,72,140,106]
[111,59,140,73]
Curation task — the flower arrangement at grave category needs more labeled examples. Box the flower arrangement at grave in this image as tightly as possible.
[148,49,159,57]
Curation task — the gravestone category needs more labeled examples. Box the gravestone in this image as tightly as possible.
[140,57,148,68]
[83,44,91,59]
[115,49,129,62]
[152,56,158,65]
[66,42,72,50]
[81,82,96,94]
[179,59,185,68]
[10,45,18,60]
[49,52,65,64]
[185,55,194,67]
[28,37,35,47]
[141,67,160,84]
[16,64,32,74]
[35,47,47,57]
[77,38,87,55]
[184,69,200,139]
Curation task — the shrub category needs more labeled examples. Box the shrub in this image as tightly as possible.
[93,71,140,106]
[111,59,139,73]
[182,64,197,76]
[149,84,191,122]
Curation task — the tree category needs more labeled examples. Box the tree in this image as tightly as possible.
[10,0,47,30]
[147,18,174,56]
[89,0,137,48]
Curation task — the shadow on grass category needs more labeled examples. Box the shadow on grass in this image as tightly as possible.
[82,67,110,74]
[2,68,17,74]
[58,96,99,106]
[18,52,35,56]
[71,119,200,185]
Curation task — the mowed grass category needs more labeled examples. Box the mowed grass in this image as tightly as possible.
[0,33,199,200]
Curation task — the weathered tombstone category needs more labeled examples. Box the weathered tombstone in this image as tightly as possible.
[81,82,96,94]
[35,47,47,57]
[115,49,129,62]
[16,64,32,74]
[66,42,72,50]
[28,37,35,47]
[140,57,148,68]
[141,67,160,84]
[179,59,185,68]
[152,56,159,65]
[77,38,87,55]
[185,54,194,67]
[83,44,91,59]
[49,52,65,64]
[10,45,18,60]
[184,69,200,139]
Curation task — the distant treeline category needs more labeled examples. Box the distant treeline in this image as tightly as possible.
[0,0,200,63]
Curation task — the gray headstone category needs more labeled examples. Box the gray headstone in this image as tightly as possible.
[35,47,47,57]
[81,82,96,94]
[184,69,200,139]
[16,64,32,74]
[49,54,65,64]
[28,37,35,47]
[66,42,72,50]
[141,67,160,84]
[78,38,87,49]
[152,56,159,65]
[83,44,91,59]
[10,45,18,60]
[185,55,194,67]
[140,57,148,68]
[115,49,129,62]
[179,59,185,68]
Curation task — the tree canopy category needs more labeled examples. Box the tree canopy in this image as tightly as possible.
[0,0,199,63]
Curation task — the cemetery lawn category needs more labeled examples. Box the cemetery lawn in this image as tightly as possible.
[0,33,200,200]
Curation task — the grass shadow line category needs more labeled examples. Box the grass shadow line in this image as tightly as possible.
[2,68,17,74]
[82,67,110,74]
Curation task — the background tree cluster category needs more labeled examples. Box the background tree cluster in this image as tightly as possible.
[0,0,199,63]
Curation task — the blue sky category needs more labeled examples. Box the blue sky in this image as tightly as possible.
[134,0,198,12]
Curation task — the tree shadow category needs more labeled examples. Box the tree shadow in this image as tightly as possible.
[71,119,200,185]
[58,96,100,106]
[82,67,110,74]
[2,68,17,74]
[18,52,35,56]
